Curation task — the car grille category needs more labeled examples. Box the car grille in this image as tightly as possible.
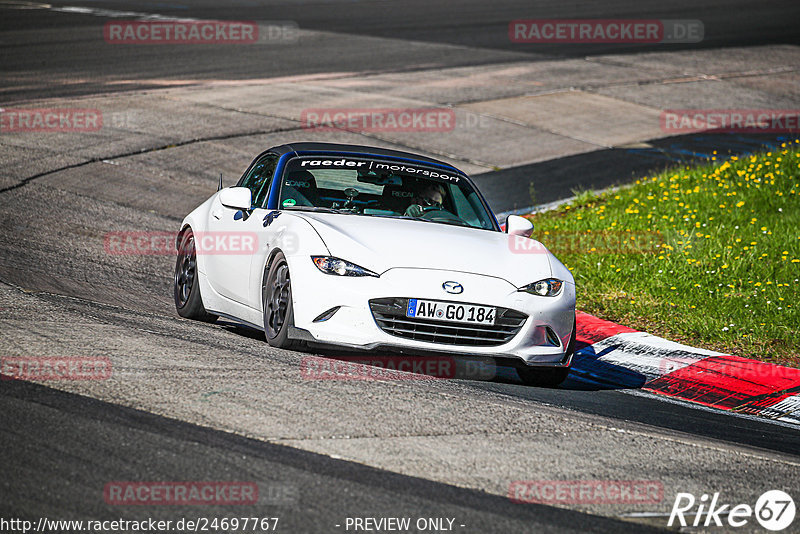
[369,298,527,347]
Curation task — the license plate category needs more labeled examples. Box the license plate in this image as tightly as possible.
[406,299,496,325]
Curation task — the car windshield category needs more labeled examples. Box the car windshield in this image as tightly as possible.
[279,156,497,230]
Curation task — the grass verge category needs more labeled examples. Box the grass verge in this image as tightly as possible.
[527,140,800,367]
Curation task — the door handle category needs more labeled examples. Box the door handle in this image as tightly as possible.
[211,208,222,220]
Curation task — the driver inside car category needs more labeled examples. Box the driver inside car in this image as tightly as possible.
[404,183,446,218]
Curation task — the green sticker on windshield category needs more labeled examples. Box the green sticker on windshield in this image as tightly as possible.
[282,198,297,207]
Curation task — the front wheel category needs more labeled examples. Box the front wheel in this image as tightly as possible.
[262,252,299,349]
[174,228,217,322]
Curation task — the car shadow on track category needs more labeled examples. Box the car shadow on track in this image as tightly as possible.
[561,341,649,391]
[215,319,647,392]
[216,319,267,340]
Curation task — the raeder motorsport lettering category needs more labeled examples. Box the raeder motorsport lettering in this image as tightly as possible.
[298,159,461,182]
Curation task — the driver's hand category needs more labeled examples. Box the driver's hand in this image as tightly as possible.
[404,204,423,218]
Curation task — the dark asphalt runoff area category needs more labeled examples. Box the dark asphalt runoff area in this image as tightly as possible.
[2,0,799,102]
[0,379,660,534]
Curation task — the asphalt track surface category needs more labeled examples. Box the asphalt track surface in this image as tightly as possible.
[2,379,655,534]
[2,1,800,533]
[3,0,800,102]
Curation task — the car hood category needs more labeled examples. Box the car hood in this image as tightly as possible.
[295,212,555,288]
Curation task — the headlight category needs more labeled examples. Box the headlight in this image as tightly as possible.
[520,278,563,297]
[311,256,379,277]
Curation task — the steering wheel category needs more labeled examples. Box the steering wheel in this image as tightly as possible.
[404,204,468,225]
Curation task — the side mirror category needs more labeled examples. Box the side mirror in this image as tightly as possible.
[506,215,534,237]
[219,187,252,210]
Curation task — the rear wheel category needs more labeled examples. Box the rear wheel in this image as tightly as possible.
[174,229,217,322]
[262,252,299,349]
[517,317,576,388]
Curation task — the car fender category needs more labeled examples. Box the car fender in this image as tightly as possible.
[177,194,216,275]
[547,252,575,286]
[248,212,331,310]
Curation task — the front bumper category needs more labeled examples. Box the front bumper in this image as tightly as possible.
[288,262,576,367]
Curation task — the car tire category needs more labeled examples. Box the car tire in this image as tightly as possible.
[174,228,218,323]
[517,316,576,388]
[262,251,299,349]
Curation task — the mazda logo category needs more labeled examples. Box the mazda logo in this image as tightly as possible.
[442,281,463,294]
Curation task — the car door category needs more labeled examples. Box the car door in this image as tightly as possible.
[204,153,278,306]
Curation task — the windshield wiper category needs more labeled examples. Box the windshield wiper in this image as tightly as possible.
[402,214,471,227]
[437,218,471,227]
[283,206,351,214]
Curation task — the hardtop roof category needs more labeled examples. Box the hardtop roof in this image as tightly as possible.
[270,142,463,172]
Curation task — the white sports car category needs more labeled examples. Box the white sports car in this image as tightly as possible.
[174,143,576,386]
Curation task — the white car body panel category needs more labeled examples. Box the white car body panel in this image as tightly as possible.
[298,213,554,286]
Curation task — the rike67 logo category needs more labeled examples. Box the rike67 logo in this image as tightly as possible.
[669,490,795,531]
